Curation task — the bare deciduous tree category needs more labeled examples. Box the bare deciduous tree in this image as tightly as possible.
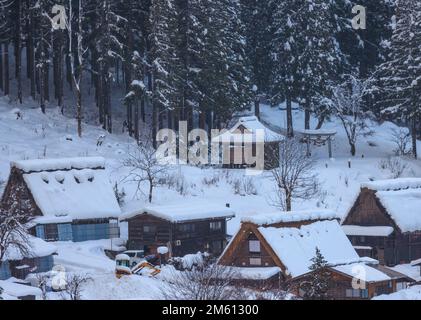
[63,274,92,301]
[163,262,246,300]
[271,138,319,211]
[0,209,31,266]
[328,75,372,156]
[391,127,411,156]
[123,133,168,203]
[35,274,49,300]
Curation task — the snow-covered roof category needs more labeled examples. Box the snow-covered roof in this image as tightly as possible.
[0,280,42,298]
[3,235,57,261]
[361,178,421,192]
[356,178,421,233]
[242,210,338,226]
[21,161,121,222]
[229,267,281,280]
[121,203,235,223]
[212,116,285,143]
[12,157,106,173]
[332,263,391,283]
[257,220,367,278]
[376,189,421,233]
[296,129,337,136]
[411,258,421,266]
[342,225,394,237]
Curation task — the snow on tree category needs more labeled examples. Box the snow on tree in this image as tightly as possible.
[327,74,373,156]
[270,0,300,138]
[299,247,332,300]
[0,207,32,271]
[122,131,168,203]
[372,0,421,159]
[294,0,344,130]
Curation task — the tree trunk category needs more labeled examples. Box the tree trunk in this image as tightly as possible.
[316,115,325,130]
[304,95,311,130]
[4,43,10,96]
[149,181,153,203]
[0,43,3,92]
[255,97,260,120]
[76,84,82,138]
[304,110,310,130]
[286,191,292,212]
[286,96,294,138]
[412,117,418,159]
[199,110,206,130]
[134,98,140,143]
[15,0,22,104]
[350,143,356,157]
[28,8,36,100]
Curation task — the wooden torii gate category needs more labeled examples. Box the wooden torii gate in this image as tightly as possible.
[297,129,337,158]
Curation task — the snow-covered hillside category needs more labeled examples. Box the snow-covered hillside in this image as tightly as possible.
[1,97,421,300]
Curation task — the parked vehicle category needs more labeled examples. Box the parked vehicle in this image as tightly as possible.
[122,250,145,267]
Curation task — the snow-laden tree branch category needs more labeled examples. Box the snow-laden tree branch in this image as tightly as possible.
[327,75,373,156]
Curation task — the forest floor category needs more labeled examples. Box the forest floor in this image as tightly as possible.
[1,96,421,300]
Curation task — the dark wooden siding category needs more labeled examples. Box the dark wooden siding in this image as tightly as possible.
[344,188,421,266]
[127,214,229,257]
[223,233,277,268]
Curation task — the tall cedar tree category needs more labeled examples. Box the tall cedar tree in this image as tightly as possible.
[295,0,344,130]
[373,0,421,159]
[270,0,301,137]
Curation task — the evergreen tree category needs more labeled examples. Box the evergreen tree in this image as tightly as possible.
[270,0,300,137]
[373,0,421,159]
[240,0,275,98]
[295,0,344,130]
[95,0,125,133]
[300,248,332,300]
[149,0,179,146]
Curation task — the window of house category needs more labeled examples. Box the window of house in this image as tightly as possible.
[396,282,407,291]
[210,221,222,231]
[346,289,367,298]
[249,258,262,266]
[210,240,223,254]
[177,224,195,233]
[249,240,261,253]
[44,224,59,241]
[143,225,157,233]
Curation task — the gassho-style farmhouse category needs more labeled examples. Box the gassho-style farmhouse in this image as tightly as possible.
[1,156,421,300]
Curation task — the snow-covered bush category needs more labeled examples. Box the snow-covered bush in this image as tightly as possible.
[168,252,210,271]
[163,260,246,300]
[202,174,220,187]
[379,157,408,179]
[161,172,191,196]
[241,177,258,196]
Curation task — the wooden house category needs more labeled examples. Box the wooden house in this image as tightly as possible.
[411,258,421,279]
[0,280,43,300]
[1,157,121,242]
[212,116,285,170]
[120,203,235,257]
[342,178,421,266]
[0,234,56,281]
[218,211,411,300]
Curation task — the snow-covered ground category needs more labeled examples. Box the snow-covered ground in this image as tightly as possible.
[1,97,421,300]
